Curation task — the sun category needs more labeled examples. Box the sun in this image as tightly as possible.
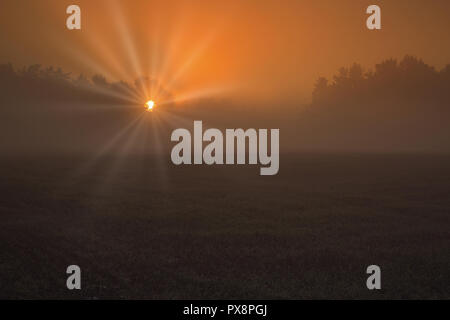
[146,100,155,111]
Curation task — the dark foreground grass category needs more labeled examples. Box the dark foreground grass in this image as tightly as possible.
[0,154,449,299]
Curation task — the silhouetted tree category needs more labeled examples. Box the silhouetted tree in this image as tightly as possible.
[306,54,450,151]
[0,62,172,106]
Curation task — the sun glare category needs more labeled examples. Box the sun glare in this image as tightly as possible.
[146,100,155,111]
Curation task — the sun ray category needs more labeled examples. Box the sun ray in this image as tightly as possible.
[109,1,144,86]
[148,113,170,190]
[155,16,187,93]
[68,112,145,181]
[161,85,233,105]
[58,44,117,82]
[75,81,141,104]
[164,32,216,91]
[92,114,147,192]
[55,33,142,102]
[54,3,234,187]
[149,26,161,99]
[156,108,192,129]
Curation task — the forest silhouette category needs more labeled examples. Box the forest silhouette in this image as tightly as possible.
[0,63,155,105]
[312,55,450,111]
[298,55,450,152]
[1,55,449,154]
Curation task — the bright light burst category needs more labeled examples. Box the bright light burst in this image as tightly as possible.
[70,3,231,187]
[146,100,155,111]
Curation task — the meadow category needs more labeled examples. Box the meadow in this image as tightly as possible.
[0,153,448,299]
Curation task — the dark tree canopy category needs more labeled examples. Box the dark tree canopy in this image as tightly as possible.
[312,55,450,112]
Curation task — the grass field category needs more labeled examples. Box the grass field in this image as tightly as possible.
[0,153,449,299]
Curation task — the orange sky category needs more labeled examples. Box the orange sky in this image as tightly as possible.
[1,0,450,103]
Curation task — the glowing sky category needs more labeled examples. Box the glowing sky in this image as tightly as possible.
[1,0,450,103]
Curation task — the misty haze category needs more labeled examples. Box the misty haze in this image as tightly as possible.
[0,0,449,300]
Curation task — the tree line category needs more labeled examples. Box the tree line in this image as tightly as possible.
[312,55,450,113]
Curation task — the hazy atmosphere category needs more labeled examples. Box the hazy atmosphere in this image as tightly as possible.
[1,0,450,102]
[0,0,449,300]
